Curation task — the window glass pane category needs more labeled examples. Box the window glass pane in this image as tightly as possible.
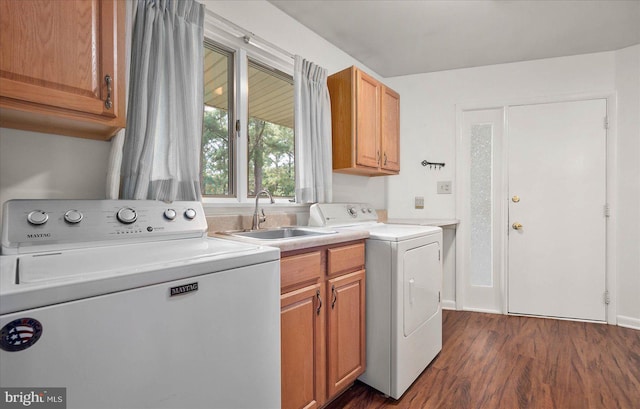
[201,43,234,196]
[470,124,493,286]
[247,59,295,197]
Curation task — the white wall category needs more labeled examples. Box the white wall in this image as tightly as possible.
[614,44,640,328]
[0,129,111,218]
[385,48,640,326]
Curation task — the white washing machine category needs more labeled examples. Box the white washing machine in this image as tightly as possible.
[309,203,442,399]
[0,199,281,409]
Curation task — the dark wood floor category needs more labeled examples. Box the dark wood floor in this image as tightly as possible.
[326,310,640,409]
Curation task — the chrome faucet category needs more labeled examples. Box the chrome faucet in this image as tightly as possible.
[252,189,275,230]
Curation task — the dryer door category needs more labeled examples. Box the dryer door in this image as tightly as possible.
[402,239,441,337]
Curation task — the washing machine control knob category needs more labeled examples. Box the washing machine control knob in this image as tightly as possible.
[64,209,83,224]
[164,209,177,220]
[27,210,48,225]
[347,206,357,217]
[116,207,137,224]
[184,208,197,220]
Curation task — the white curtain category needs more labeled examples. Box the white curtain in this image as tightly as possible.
[106,0,136,199]
[294,56,333,203]
[120,0,204,201]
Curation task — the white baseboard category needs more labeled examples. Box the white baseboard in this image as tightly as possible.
[442,300,456,310]
[617,315,640,330]
[463,307,502,315]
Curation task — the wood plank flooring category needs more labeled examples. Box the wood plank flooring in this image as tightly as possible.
[325,310,640,409]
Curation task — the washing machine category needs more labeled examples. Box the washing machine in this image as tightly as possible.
[309,203,442,399]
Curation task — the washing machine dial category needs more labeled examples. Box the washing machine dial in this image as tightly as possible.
[164,209,177,220]
[116,207,137,224]
[64,209,83,224]
[184,208,197,220]
[347,206,357,217]
[27,210,48,225]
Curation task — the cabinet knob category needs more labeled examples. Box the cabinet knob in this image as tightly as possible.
[316,290,322,315]
[331,285,337,309]
[104,75,113,110]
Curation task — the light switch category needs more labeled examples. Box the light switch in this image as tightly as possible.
[437,181,452,194]
[415,196,424,209]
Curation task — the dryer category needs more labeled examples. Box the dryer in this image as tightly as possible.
[309,203,442,399]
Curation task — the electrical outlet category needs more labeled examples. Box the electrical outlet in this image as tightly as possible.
[415,196,424,209]
[437,181,452,194]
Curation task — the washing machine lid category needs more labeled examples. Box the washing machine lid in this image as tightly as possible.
[363,223,442,241]
[0,238,279,314]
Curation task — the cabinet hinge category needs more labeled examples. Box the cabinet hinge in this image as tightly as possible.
[603,116,609,130]
[604,204,610,218]
[604,290,610,305]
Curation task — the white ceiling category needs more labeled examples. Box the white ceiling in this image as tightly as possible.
[269,0,640,77]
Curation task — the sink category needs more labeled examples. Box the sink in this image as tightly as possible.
[226,227,337,240]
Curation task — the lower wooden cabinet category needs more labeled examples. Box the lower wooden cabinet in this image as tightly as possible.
[281,282,325,409]
[327,270,366,397]
[280,241,366,409]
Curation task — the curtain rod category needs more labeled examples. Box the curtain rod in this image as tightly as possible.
[204,8,295,60]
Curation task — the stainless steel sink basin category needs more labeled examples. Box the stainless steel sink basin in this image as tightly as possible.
[226,227,337,240]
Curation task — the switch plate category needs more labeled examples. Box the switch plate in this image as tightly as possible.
[437,181,452,194]
[415,196,424,209]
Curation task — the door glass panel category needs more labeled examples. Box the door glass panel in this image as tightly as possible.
[470,124,493,286]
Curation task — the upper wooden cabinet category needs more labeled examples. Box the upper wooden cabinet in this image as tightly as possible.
[328,66,400,176]
[0,0,126,140]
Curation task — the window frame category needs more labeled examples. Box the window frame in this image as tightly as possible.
[202,18,295,205]
[202,39,236,198]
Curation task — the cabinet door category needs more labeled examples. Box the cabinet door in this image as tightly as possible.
[381,86,400,172]
[281,283,326,409]
[326,270,366,397]
[355,70,380,169]
[0,0,125,139]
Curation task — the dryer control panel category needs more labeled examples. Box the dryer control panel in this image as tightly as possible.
[309,203,378,227]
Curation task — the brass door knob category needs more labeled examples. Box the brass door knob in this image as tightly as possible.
[512,195,520,203]
[512,222,523,230]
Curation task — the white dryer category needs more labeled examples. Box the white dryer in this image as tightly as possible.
[309,203,442,399]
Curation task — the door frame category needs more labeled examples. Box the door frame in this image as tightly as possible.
[455,91,618,325]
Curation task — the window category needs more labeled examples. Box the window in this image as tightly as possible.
[247,60,294,197]
[202,42,234,196]
[201,38,295,201]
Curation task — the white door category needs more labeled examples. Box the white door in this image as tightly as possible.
[508,99,607,321]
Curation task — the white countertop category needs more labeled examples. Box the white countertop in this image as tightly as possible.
[386,218,459,227]
[211,229,369,252]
